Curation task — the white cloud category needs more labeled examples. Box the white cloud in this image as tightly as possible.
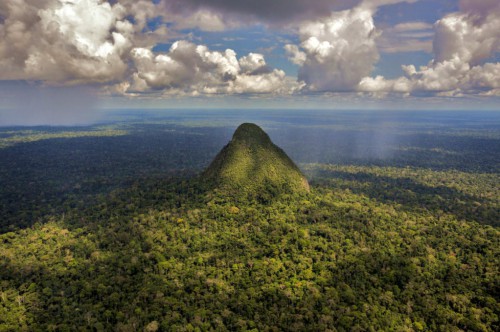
[0,0,301,96]
[118,0,158,31]
[358,75,411,93]
[238,53,268,74]
[433,11,500,65]
[358,2,500,96]
[0,0,497,101]
[0,0,138,83]
[231,70,300,95]
[286,6,380,91]
[284,45,307,66]
[0,0,174,85]
[125,40,301,95]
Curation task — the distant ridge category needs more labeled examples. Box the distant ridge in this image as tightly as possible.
[203,123,309,200]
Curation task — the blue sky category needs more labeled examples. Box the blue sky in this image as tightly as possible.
[0,0,499,124]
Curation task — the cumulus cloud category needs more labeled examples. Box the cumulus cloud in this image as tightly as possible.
[1,0,497,101]
[0,0,174,85]
[0,0,137,83]
[121,41,301,96]
[433,9,500,65]
[284,45,307,66]
[285,6,379,91]
[0,0,331,96]
[358,1,500,96]
[358,75,411,94]
[118,0,158,31]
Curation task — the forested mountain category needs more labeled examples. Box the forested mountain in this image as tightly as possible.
[203,123,310,201]
[0,111,499,331]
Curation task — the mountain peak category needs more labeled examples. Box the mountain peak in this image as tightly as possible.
[203,123,309,201]
[232,123,272,145]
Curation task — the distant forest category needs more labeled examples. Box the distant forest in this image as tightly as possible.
[0,110,499,331]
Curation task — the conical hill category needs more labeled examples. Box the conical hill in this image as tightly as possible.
[203,123,309,198]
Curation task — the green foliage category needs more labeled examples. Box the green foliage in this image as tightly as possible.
[203,123,310,200]
[0,111,499,330]
[305,164,500,227]
[0,127,128,149]
[0,177,498,331]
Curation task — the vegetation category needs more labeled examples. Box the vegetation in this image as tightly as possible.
[0,110,499,331]
[0,127,128,149]
[204,123,310,200]
[305,164,499,227]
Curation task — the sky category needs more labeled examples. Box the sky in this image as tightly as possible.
[0,0,499,124]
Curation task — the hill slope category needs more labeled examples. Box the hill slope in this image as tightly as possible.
[203,123,309,198]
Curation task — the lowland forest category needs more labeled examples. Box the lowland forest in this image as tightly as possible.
[0,109,499,331]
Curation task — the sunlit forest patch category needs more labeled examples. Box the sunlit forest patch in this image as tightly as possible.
[0,126,129,149]
[305,164,499,226]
